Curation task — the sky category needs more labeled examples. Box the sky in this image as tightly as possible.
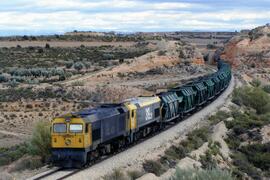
[0,0,270,36]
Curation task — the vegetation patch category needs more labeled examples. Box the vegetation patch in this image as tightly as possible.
[143,127,211,176]
[103,169,127,180]
[127,170,145,180]
[225,85,270,179]
[172,167,234,180]
[0,121,51,169]
[0,45,152,84]
[181,127,209,152]
[208,110,230,125]
[232,86,270,114]
[143,159,167,176]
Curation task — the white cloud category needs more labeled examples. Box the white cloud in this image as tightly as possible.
[0,0,269,34]
[32,0,200,11]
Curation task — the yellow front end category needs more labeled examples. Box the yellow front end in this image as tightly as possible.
[51,117,92,149]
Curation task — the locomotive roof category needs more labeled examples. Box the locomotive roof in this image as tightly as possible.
[71,104,128,123]
[124,96,160,108]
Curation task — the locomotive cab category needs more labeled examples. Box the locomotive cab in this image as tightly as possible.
[51,115,92,168]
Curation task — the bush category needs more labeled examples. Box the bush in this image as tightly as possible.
[119,59,124,64]
[172,167,234,180]
[9,156,43,172]
[225,109,269,132]
[45,43,50,49]
[250,79,261,87]
[0,74,9,82]
[209,110,230,125]
[164,145,187,160]
[103,169,127,180]
[143,160,167,176]
[73,62,85,71]
[158,50,166,56]
[7,79,19,87]
[232,86,270,114]
[239,142,270,171]
[0,144,28,166]
[200,151,217,169]
[262,84,270,94]
[208,141,221,156]
[207,44,217,49]
[231,152,261,179]
[28,121,51,161]
[127,170,144,180]
[181,127,209,152]
[65,61,73,69]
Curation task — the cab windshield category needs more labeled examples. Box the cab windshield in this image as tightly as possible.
[53,123,67,133]
[69,124,83,133]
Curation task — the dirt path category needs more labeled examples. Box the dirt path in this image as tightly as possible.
[36,75,235,180]
[0,130,30,138]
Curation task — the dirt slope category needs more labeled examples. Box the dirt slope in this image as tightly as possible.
[222,24,270,68]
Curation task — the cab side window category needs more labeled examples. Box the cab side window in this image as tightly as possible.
[131,110,135,118]
[85,124,88,133]
[154,108,160,118]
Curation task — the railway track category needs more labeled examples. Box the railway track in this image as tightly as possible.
[30,86,229,180]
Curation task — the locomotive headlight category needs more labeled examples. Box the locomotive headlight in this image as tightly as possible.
[65,139,71,146]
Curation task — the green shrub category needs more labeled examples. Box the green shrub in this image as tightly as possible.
[143,159,167,176]
[225,109,269,133]
[0,74,9,82]
[209,110,230,125]
[208,141,221,156]
[7,79,19,87]
[262,84,270,93]
[0,143,28,166]
[250,79,261,87]
[207,44,217,49]
[10,156,43,172]
[172,167,234,180]
[231,152,261,179]
[165,145,187,160]
[200,151,217,169]
[239,143,270,171]
[158,50,166,56]
[65,61,73,69]
[103,169,127,180]
[28,121,51,161]
[127,170,144,180]
[181,127,209,152]
[73,62,85,71]
[232,86,270,114]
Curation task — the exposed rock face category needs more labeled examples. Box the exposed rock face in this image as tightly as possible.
[176,157,202,170]
[176,41,204,64]
[222,24,270,68]
[136,173,158,180]
[261,124,270,144]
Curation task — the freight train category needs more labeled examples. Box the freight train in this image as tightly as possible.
[51,60,231,168]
